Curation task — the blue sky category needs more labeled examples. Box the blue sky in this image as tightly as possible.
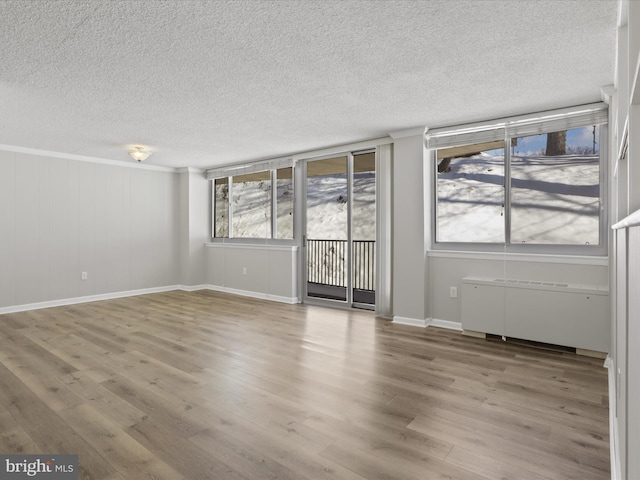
[512,125,600,155]
[482,125,600,156]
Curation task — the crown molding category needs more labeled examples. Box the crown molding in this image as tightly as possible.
[389,126,425,139]
[291,136,392,162]
[177,166,205,174]
[601,84,616,104]
[0,144,178,172]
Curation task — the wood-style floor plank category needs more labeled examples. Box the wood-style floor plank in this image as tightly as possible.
[0,362,116,480]
[0,290,610,480]
[57,403,186,480]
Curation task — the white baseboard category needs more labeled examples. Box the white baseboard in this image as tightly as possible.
[0,285,180,315]
[0,284,301,315]
[605,355,621,480]
[391,317,463,331]
[392,316,428,327]
[576,348,608,359]
[462,329,487,339]
[179,284,209,292]
[204,285,300,304]
[428,318,463,331]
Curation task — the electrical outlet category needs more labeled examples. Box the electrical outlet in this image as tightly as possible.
[449,286,458,298]
[81,272,88,280]
[242,267,247,275]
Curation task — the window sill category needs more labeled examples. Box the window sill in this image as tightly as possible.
[205,240,298,252]
[427,249,608,266]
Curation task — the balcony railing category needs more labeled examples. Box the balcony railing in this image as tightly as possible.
[306,239,375,292]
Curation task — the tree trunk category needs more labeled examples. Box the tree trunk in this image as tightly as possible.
[438,158,452,173]
[545,131,566,156]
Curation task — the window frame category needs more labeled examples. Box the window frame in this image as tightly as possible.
[429,104,608,256]
[209,165,295,243]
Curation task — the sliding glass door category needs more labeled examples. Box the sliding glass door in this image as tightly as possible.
[351,152,376,306]
[303,151,376,308]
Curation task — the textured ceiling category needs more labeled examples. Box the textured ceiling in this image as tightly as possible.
[0,0,618,169]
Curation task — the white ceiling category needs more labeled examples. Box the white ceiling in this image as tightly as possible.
[0,0,618,170]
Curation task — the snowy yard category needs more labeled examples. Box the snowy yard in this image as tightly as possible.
[436,152,600,245]
[218,172,376,241]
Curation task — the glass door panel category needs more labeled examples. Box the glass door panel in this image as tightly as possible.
[352,152,376,306]
[305,156,348,302]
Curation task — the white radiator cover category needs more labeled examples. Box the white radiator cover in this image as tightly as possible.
[461,277,609,352]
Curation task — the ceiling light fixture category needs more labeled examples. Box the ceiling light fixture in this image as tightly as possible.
[128,146,152,162]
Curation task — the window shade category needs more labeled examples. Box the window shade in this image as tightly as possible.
[425,103,608,150]
[506,103,608,138]
[205,156,293,180]
[425,123,505,149]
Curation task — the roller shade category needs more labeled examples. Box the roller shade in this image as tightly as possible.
[206,156,293,180]
[506,103,608,138]
[425,122,505,150]
[425,103,608,150]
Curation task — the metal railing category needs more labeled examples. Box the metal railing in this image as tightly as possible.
[307,239,375,291]
[353,240,375,292]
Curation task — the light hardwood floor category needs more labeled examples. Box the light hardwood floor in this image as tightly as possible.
[0,290,610,480]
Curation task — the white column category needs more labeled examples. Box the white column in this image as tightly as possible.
[391,131,427,325]
[375,143,393,317]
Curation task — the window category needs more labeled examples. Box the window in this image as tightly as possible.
[214,177,229,238]
[275,167,294,239]
[231,170,271,238]
[429,104,607,254]
[208,161,294,240]
[436,141,505,243]
[510,126,601,245]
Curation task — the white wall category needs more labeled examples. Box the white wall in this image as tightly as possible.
[608,1,640,478]
[204,244,298,303]
[625,226,640,479]
[392,133,428,324]
[0,150,181,310]
[610,217,640,480]
[179,169,210,287]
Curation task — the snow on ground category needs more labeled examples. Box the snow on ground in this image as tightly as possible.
[306,173,375,241]
[437,153,600,245]
[218,172,375,241]
[220,153,598,247]
[220,172,376,289]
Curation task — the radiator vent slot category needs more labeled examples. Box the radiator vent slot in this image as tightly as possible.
[486,334,576,354]
[491,278,569,288]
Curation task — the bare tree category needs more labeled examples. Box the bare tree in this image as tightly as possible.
[546,131,567,156]
[438,158,453,173]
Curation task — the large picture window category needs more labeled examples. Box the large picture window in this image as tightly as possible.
[429,104,607,254]
[208,161,294,240]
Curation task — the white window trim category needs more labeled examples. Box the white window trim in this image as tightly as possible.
[205,156,292,180]
[426,103,608,149]
[426,103,609,256]
[209,160,295,242]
